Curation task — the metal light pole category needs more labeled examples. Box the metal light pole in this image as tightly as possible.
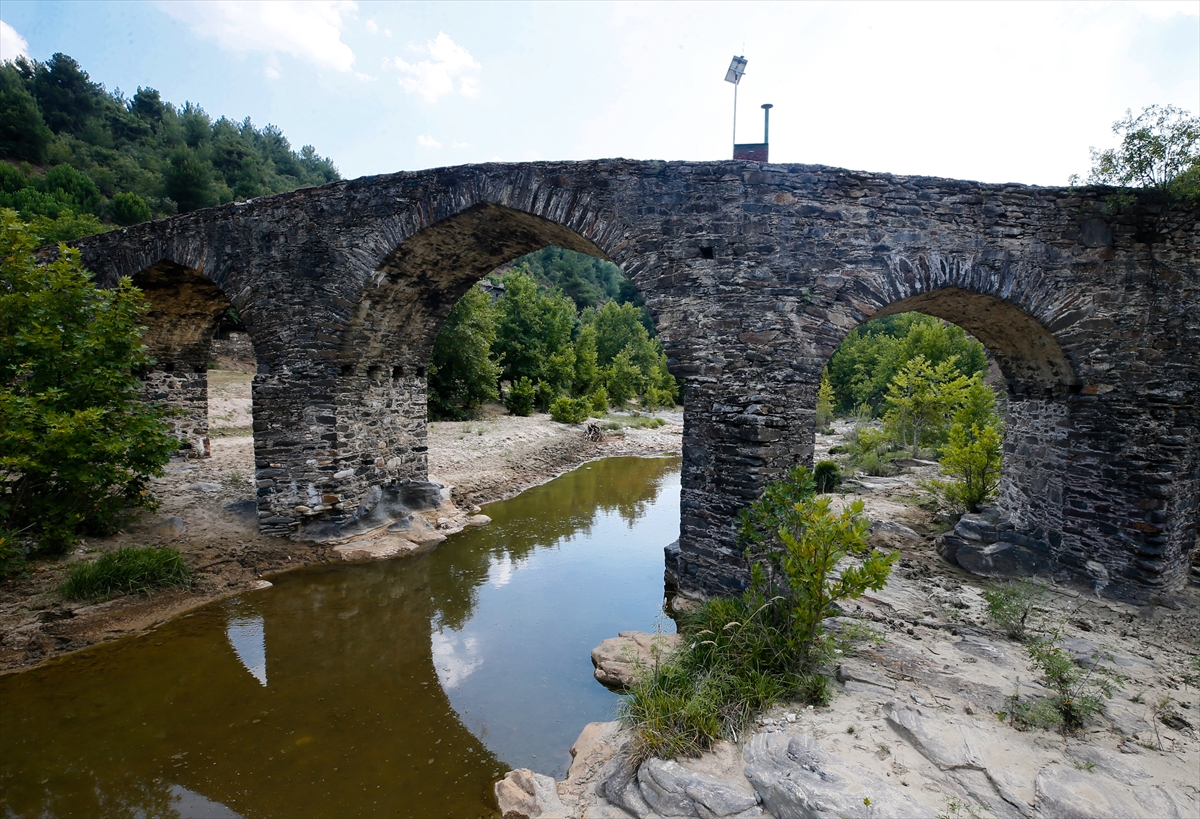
[724,56,747,149]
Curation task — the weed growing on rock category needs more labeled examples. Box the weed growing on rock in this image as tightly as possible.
[983,580,1043,641]
[61,546,190,601]
[1006,631,1123,733]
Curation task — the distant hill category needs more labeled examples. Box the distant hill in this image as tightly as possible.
[0,53,339,241]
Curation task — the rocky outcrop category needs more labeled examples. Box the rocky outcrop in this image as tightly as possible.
[590,631,682,690]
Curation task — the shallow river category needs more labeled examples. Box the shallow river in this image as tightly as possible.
[0,456,681,818]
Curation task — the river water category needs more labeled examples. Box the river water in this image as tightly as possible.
[0,456,681,818]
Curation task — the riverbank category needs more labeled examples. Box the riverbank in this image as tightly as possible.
[503,471,1200,818]
[0,386,682,674]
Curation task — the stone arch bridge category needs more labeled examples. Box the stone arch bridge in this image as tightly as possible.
[66,160,1199,602]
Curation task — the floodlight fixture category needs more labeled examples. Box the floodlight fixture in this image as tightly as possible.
[725,55,748,146]
[724,56,747,85]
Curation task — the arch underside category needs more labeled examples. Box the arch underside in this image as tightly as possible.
[350,203,612,366]
[132,261,234,458]
[873,287,1077,397]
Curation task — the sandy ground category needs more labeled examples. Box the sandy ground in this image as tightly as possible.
[0,370,682,674]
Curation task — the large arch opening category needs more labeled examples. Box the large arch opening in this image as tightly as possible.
[129,261,260,507]
[288,201,680,541]
[815,288,1078,578]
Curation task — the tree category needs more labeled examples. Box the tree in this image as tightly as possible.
[493,270,577,395]
[427,284,501,421]
[0,211,177,553]
[827,313,986,415]
[815,369,835,432]
[1072,105,1200,206]
[0,63,51,162]
[882,355,969,457]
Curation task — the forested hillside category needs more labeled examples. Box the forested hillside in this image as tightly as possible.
[0,53,338,241]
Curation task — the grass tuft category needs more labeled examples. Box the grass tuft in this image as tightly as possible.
[61,546,191,601]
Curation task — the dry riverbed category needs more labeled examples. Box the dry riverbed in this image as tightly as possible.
[0,369,681,674]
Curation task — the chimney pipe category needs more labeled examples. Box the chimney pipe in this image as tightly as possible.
[761,104,773,144]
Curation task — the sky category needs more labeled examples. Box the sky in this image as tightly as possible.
[1,1,1197,186]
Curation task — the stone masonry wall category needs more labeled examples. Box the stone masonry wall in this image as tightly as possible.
[65,160,1200,601]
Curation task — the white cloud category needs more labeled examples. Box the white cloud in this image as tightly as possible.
[159,1,357,72]
[0,20,29,64]
[365,18,378,34]
[390,32,481,103]
[431,629,482,689]
[417,134,442,148]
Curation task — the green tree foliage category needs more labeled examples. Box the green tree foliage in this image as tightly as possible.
[516,246,629,312]
[0,53,339,242]
[827,313,986,415]
[0,212,177,553]
[882,356,970,457]
[925,378,1004,511]
[493,270,578,402]
[1072,105,1200,207]
[0,63,52,162]
[427,284,500,421]
[815,369,835,433]
[549,395,591,424]
[504,376,536,416]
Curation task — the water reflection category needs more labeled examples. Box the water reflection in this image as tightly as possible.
[0,457,680,818]
[225,606,267,687]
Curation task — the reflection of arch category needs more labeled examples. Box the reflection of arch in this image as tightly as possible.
[130,261,237,458]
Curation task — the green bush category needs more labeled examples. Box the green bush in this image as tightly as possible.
[843,425,898,476]
[61,546,191,601]
[109,192,152,226]
[930,422,1004,512]
[0,213,178,553]
[620,467,896,762]
[549,395,590,424]
[1006,630,1123,733]
[0,528,26,579]
[983,580,1042,641]
[813,460,841,493]
[588,387,609,413]
[503,377,536,416]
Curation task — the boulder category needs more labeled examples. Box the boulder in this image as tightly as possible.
[955,538,1052,579]
[591,631,682,690]
[494,768,570,819]
[637,758,762,818]
[870,520,921,541]
[742,731,927,818]
[147,516,186,537]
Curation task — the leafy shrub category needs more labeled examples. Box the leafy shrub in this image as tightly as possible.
[0,528,27,579]
[843,425,898,476]
[813,460,841,493]
[588,387,610,413]
[620,468,897,763]
[983,580,1042,641]
[109,192,152,227]
[549,396,590,424]
[503,377,536,416]
[1,213,178,553]
[928,422,1004,512]
[61,546,191,601]
[1006,631,1123,732]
